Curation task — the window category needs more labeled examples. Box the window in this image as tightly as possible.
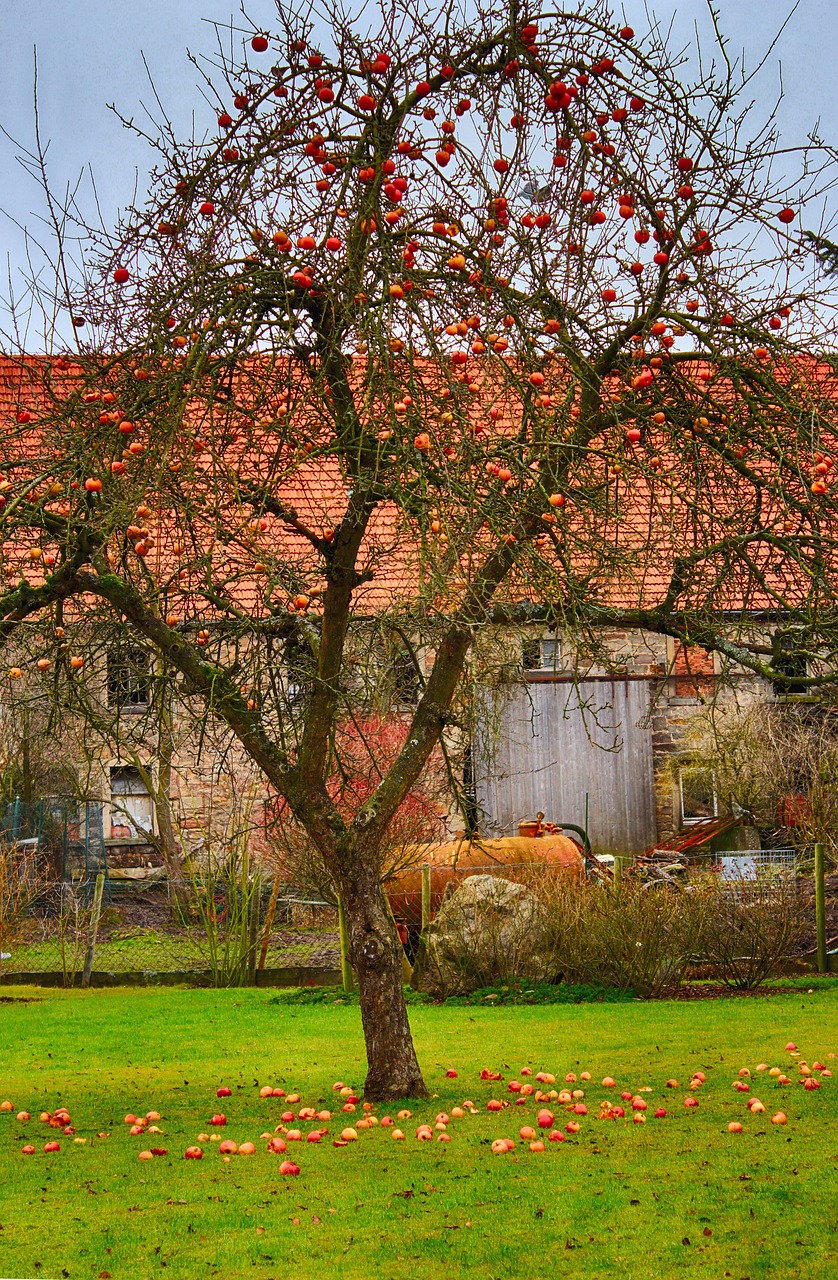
[284,632,314,705]
[772,632,809,697]
[107,647,151,712]
[679,764,718,825]
[110,765,154,838]
[523,636,562,672]
[392,649,420,705]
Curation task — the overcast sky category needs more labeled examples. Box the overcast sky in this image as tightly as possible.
[1,0,835,342]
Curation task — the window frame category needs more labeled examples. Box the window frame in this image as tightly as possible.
[108,764,155,839]
[106,645,152,714]
[678,763,719,826]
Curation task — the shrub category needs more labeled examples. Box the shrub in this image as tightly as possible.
[539,876,706,997]
[0,841,47,955]
[697,873,808,989]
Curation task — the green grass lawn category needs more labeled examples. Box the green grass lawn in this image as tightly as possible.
[1,981,836,1279]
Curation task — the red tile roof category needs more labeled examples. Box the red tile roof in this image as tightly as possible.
[0,350,835,624]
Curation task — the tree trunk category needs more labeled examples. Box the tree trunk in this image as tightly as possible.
[337,850,427,1101]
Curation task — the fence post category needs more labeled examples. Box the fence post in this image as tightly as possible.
[258,874,282,971]
[612,855,623,893]
[338,896,354,993]
[421,865,431,934]
[814,843,828,974]
[81,872,105,989]
[247,881,261,987]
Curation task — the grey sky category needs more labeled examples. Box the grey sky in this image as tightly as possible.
[0,0,835,338]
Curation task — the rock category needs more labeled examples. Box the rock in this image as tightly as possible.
[420,874,550,996]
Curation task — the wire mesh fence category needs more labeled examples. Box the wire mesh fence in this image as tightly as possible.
[0,884,340,985]
[717,848,797,881]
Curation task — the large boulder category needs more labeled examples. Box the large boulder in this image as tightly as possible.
[420,874,551,997]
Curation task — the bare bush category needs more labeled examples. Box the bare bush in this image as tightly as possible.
[188,807,263,987]
[696,874,808,989]
[541,878,706,997]
[0,841,47,957]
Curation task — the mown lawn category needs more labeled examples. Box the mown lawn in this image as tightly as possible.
[0,981,836,1279]
[3,928,333,973]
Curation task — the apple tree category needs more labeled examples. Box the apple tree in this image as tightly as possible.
[1,0,837,1096]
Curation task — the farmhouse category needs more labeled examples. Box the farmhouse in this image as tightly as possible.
[0,352,831,881]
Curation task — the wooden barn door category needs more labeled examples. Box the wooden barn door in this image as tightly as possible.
[474,679,657,854]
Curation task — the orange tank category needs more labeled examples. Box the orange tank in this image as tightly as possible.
[385,834,584,924]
